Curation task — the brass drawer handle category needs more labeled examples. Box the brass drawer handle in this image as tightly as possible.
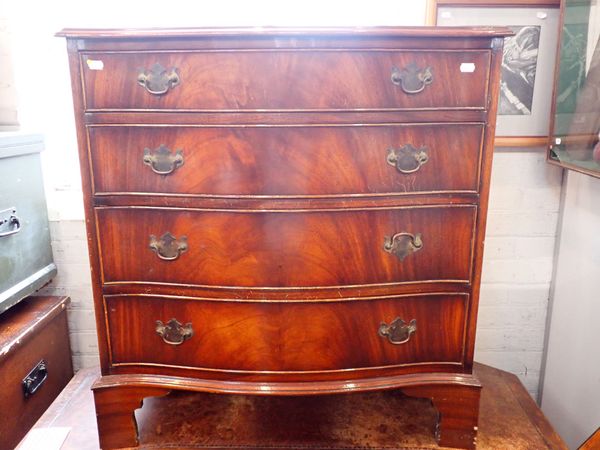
[387,144,429,174]
[156,318,193,345]
[383,232,423,261]
[379,318,417,345]
[137,63,180,95]
[391,63,433,94]
[143,145,184,175]
[149,232,188,261]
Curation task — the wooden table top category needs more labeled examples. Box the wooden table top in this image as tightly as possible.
[18,363,566,449]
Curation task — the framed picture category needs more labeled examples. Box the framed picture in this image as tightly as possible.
[427,0,560,147]
[547,0,600,179]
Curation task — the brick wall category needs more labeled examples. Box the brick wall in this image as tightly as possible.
[476,149,563,399]
[39,220,98,371]
[39,149,563,399]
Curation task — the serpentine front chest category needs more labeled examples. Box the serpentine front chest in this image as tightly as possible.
[58,25,509,449]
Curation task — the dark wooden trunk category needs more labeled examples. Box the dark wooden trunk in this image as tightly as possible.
[0,296,73,450]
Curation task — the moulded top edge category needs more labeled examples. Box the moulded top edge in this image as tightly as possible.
[55,26,514,39]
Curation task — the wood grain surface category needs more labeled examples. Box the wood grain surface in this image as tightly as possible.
[95,206,476,287]
[19,363,568,450]
[88,123,484,197]
[81,50,491,111]
[105,293,468,372]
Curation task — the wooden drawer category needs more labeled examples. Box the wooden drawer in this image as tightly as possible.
[105,294,468,372]
[96,206,476,288]
[89,124,484,197]
[81,50,490,111]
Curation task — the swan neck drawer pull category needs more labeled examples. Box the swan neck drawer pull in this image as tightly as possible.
[391,63,433,94]
[156,318,194,345]
[379,318,417,345]
[137,63,180,95]
[149,232,188,261]
[387,144,429,174]
[143,144,184,175]
[383,232,423,261]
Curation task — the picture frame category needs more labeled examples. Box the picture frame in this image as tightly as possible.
[546,0,600,179]
[426,0,560,148]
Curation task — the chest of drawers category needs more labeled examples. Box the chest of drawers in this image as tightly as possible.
[58,26,509,449]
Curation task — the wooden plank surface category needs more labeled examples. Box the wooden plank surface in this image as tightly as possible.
[18,362,567,449]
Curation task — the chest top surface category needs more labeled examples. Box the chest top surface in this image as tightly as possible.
[57,25,512,38]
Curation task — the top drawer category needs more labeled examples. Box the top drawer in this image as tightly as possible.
[80,50,491,111]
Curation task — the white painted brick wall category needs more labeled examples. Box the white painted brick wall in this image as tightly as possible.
[38,149,563,401]
[38,221,98,372]
[476,149,563,400]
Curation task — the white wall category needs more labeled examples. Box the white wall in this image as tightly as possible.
[541,4,600,446]
[2,1,563,399]
[0,16,18,128]
[478,149,562,399]
[540,171,600,449]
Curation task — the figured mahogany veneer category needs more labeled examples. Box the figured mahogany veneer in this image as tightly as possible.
[81,50,491,111]
[59,26,510,449]
[105,294,468,372]
[96,206,476,287]
[88,124,484,197]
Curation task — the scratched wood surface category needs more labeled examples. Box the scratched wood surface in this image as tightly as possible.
[19,363,567,450]
[0,296,73,450]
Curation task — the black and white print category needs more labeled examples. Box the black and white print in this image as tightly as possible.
[499,25,541,115]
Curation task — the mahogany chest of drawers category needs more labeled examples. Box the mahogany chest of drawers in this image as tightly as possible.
[58,26,509,449]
